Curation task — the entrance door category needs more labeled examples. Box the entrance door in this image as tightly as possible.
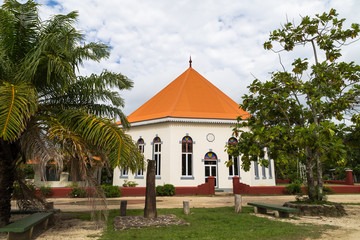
[205,160,217,187]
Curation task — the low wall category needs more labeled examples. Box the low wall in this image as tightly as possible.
[276,170,354,186]
[233,176,360,195]
[328,185,360,194]
[43,177,215,198]
[276,179,291,184]
[175,187,198,195]
[323,180,346,184]
[277,179,348,185]
[120,187,146,196]
[47,187,72,198]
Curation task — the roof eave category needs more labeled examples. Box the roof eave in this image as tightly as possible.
[120,117,247,127]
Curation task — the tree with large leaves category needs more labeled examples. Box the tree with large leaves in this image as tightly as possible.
[0,0,143,226]
[228,9,360,202]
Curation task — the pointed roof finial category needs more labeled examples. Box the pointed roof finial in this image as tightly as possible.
[189,56,192,68]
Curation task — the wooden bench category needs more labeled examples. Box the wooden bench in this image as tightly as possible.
[247,202,298,218]
[10,209,60,214]
[0,212,54,240]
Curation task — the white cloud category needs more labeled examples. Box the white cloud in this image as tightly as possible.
[7,0,360,117]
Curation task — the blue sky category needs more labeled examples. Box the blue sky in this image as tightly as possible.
[12,0,360,118]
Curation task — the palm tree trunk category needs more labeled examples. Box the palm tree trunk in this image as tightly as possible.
[0,140,17,227]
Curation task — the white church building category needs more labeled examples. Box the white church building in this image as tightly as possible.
[113,61,275,190]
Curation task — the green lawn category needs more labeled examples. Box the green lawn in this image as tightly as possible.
[79,207,331,240]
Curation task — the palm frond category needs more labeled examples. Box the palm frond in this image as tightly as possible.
[16,11,81,86]
[53,110,143,172]
[19,118,63,169]
[0,0,40,61]
[44,112,118,180]
[74,42,110,64]
[88,69,133,90]
[0,48,14,81]
[0,81,37,141]
[37,69,132,126]
[17,31,77,87]
[43,11,79,35]
[45,114,93,180]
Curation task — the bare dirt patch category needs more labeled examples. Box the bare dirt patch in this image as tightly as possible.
[251,204,360,240]
[35,212,104,240]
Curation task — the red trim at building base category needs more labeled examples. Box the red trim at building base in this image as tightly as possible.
[41,177,216,198]
[233,176,360,195]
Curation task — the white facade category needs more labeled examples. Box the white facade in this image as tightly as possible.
[113,117,275,189]
[32,165,87,187]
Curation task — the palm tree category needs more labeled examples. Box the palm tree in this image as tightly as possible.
[0,0,143,226]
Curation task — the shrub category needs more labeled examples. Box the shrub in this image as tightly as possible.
[23,165,35,179]
[70,186,88,198]
[66,182,79,188]
[156,184,175,196]
[299,185,329,203]
[101,185,121,198]
[285,181,303,195]
[323,186,334,194]
[39,186,53,197]
[123,180,138,187]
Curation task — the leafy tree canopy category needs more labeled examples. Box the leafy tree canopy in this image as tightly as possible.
[228,9,360,201]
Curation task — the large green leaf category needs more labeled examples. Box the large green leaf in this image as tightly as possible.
[46,110,143,172]
[0,82,37,141]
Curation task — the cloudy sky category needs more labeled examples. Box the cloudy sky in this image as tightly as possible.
[15,0,360,117]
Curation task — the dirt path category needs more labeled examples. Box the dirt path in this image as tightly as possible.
[307,204,360,240]
[35,213,104,240]
[255,204,360,240]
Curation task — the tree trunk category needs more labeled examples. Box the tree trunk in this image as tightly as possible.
[316,155,323,201]
[144,159,157,218]
[305,156,316,202]
[0,140,17,227]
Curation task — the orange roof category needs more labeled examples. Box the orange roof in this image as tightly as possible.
[125,67,250,123]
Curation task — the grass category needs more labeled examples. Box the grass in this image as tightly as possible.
[75,207,331,240]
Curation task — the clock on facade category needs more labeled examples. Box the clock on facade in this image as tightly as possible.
[206,133,215,142]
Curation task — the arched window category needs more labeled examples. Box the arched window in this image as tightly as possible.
[254,161,259,179]
[268,159,273,179]
[204,152,218,186]
[153,137,161,176]
[137,138,144,177]
[262,165,267,179]
[121,167,128,177]
[228,137,240,177]
[181,136,193,176]
[205,152,217,160]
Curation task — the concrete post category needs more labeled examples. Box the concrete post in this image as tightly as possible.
[183,201,190,215]
[234,194,242,213]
